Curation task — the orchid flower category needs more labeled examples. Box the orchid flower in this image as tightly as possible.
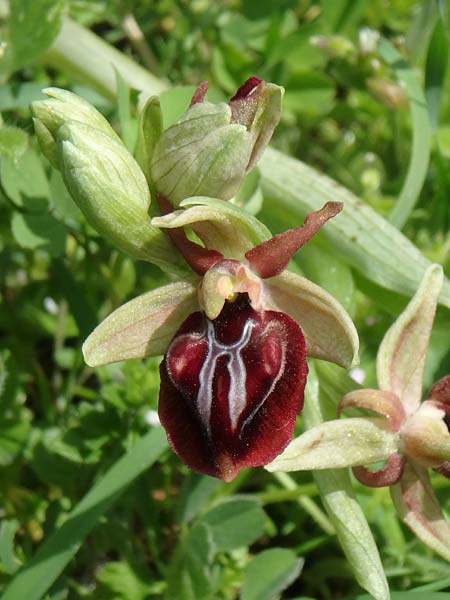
[268,264,450,561]
[32,78,358,482]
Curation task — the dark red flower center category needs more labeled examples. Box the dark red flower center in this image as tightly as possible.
[158,294,308,481]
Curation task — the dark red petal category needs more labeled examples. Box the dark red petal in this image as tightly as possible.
[229,76,263,102]
[352,453,405,487]
[190,81,209,106]
[156,193,223,274]
[158,294,308,481]
[246,202,343,279]
[429,375,450,406]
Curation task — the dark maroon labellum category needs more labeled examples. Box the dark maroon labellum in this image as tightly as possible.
[158,294,308,481]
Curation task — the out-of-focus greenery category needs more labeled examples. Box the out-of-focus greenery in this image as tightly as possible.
[1,1,450,599]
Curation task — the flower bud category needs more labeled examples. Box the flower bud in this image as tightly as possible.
[367,78,407,108]
[57,121,179,270]
[310,35,355,59]
[32,88,121,168]
[150,78,283,205]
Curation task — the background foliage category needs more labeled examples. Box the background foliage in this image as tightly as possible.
[1,0,450,598]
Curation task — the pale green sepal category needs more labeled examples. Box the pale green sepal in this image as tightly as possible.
[151,102,252,205]
[152,196,270,258]
[377,264,444,416]
[266,417,397,472]
[32,87,121,167]
[135,95,163,187]
[263,271,359,368]
[300,365,390,600]
[242,83,284,170]
[391,461,450,563]
[83,280,199,366]
[32,117,59,168]
[58,121,183,271]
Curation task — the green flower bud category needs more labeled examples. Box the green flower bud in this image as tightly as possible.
[150,77,283,205]
[57,121,180,271]
[32,88,121,168]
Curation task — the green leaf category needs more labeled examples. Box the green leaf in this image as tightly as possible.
[177,474,221,524]
[1,147,49,209]
[11,212,66,257]
[166,521,216,600]
[115,69,138,152]
[202,497,267,551]
[425,17,449,128]
[241,548,304,600]
[6,0,64,73]
[0,127,28,162]
[302,365,390,600]
[0,520,21,575]
[258,147,450,309]
[96,561,157,600]
[378,38,432,229]
[2,428,168,600]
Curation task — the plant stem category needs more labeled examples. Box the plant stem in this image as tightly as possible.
[44,17,167,102]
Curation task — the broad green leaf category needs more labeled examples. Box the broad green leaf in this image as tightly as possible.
[379,38,432,229]
[202,497,267,551]
[2,427,168,600]
[177,474,221,524]
[1,147,49,209]
[258,147,450,309]
[6,0,64,72]
[241,548,304,600]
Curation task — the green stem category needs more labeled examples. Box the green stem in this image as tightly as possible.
[44,17,167,102]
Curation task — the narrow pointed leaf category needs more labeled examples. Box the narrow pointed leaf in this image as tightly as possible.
[391,460,450,562]
[83,281,198,366]
[263,270,359,368]
[135,95,163,185]
[377,264,444,415]
[152,196,270,258]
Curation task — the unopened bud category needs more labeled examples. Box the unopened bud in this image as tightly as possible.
[57,121,177,268]
[367,78,407,108]
[32,88,121,168]
[150,78,283,205]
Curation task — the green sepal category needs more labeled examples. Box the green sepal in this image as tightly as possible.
[377,264,443,415]
[32,87,121,168]
[263,271,359,368]
[150,102,252,205]
[152,196,271,258]
[266,417,397,472]
[135,95,163,188]
[83,280,198,366]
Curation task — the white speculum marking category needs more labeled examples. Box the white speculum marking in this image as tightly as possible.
[196,319,285,439]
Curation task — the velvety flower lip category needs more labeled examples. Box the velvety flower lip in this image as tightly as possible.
[268,263,450,562]
[159,294,308,482]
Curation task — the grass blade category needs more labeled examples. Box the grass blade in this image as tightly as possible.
[378,38,432,229]
[2,427,168,600]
